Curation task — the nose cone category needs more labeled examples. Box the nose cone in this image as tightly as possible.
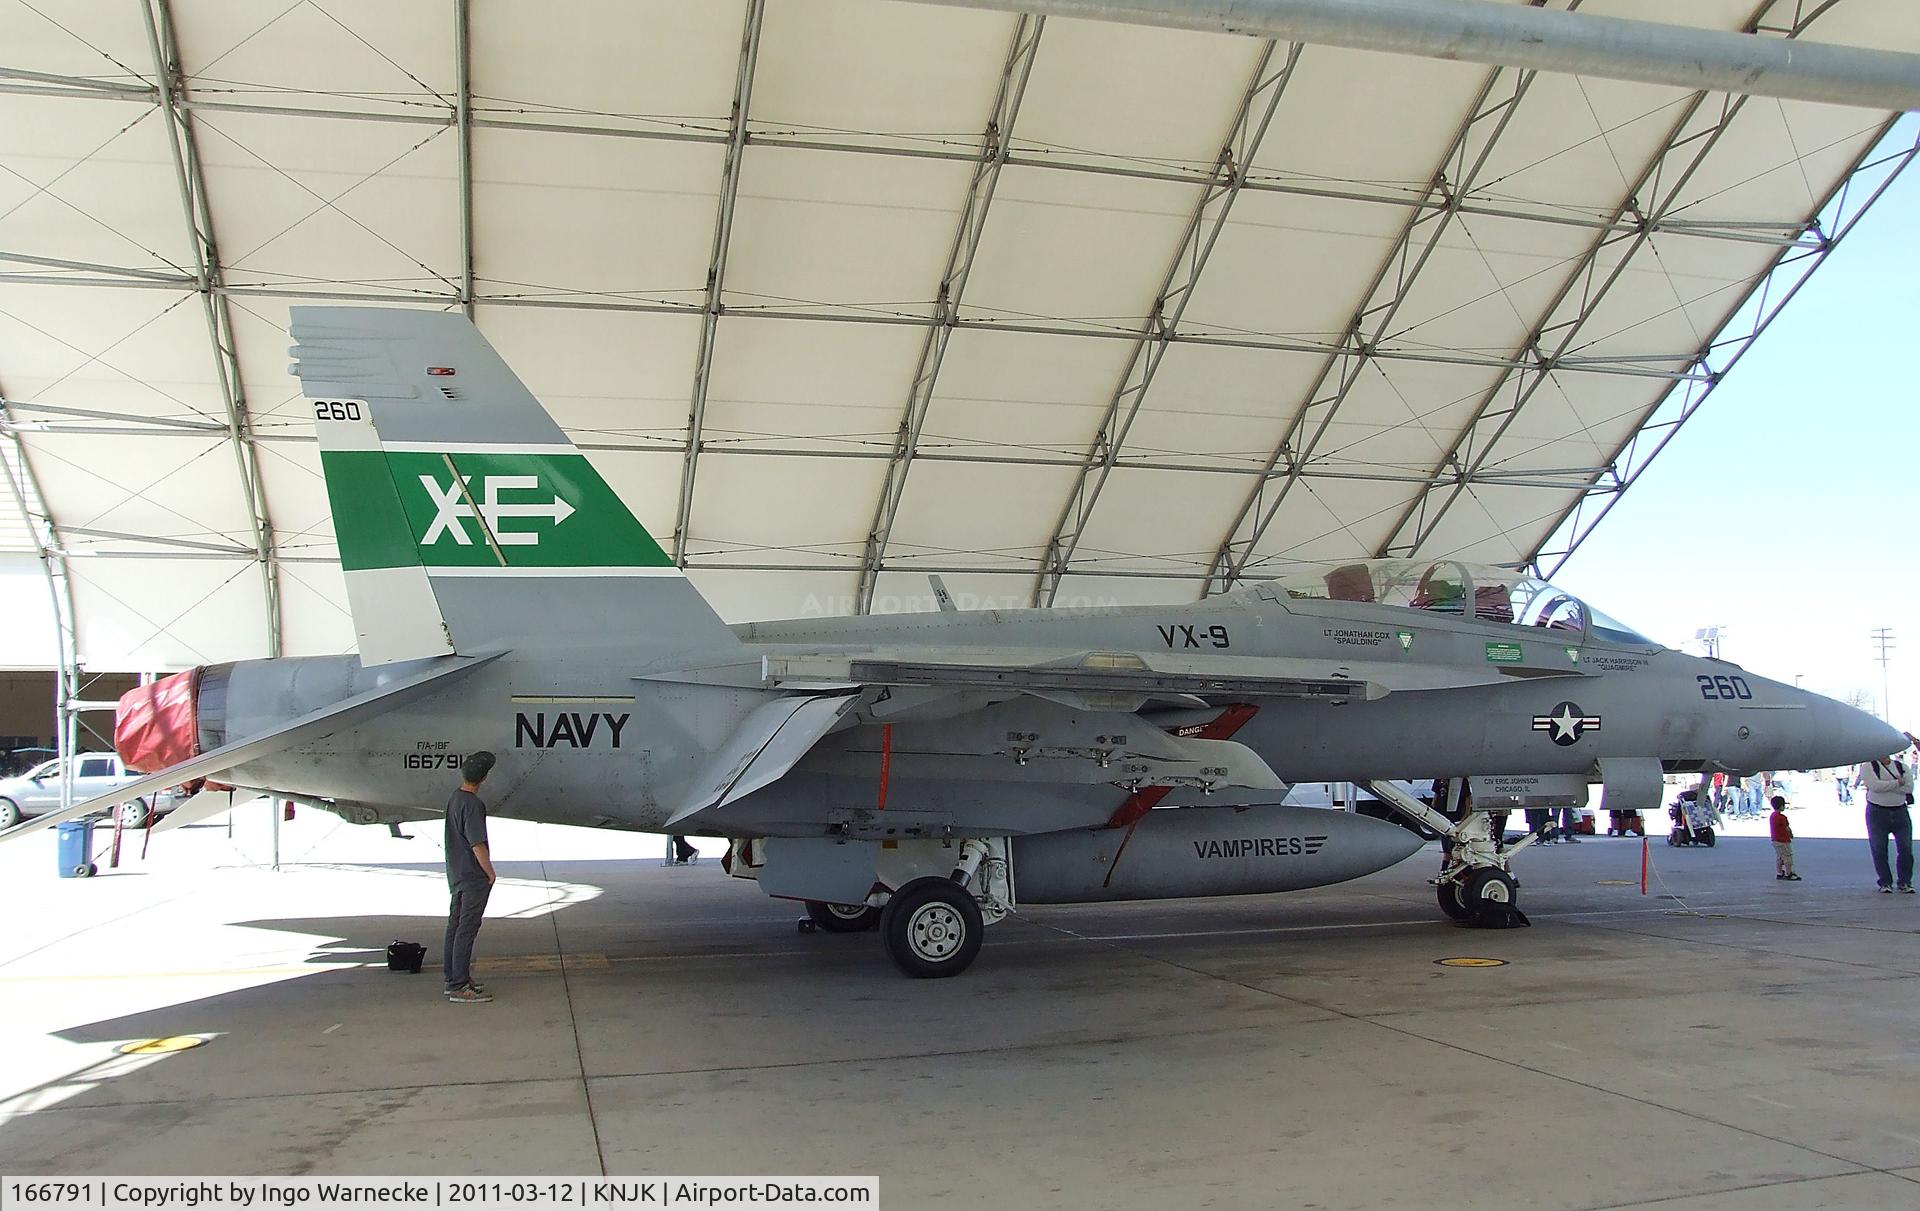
[1808,694,1906,768]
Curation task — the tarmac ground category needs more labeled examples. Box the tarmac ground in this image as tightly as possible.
[1,803,1916,1210]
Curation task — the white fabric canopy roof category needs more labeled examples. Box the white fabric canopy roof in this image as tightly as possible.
[0,0,1914,670]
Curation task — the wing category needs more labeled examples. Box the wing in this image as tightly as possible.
[0,652,502,844]
[765,647,1579,709]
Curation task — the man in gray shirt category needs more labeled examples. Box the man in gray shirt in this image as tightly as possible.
[444,751,498,1002]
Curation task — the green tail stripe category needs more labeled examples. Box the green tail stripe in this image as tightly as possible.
[321,450,422,572]
[322,450,672,571]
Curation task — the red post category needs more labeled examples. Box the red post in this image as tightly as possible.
[1640,834,1649,895]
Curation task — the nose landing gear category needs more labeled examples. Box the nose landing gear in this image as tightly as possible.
[1368,781,1531,929]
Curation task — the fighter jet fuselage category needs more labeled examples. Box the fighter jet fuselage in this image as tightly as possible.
[32,307,1897,978]
[192,585,1883,839]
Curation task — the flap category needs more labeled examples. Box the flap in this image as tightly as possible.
[667,693,860,826]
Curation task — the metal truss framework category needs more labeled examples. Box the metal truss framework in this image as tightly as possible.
[0,396,1625,491]
[0,1,1905,620]
[0,68,1828,251]
[0,264,1730,387]
[672,0,768,565]
[1204,4,1557,595]
[1532,114,1917,581]
[1365,0,1827,572]
[139,0,282,655]
[853,13,1045,614]
[1031,38,1303,607]
[0,389,81,807]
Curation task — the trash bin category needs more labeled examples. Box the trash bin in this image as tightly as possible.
[57,819,97,878]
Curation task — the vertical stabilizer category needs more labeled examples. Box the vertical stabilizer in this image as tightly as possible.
[293,307,738,661]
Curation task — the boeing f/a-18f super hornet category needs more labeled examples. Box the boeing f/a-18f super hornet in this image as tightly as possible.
[4,309,1901,976]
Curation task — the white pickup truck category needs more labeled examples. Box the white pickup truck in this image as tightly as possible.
[0,752,179,830]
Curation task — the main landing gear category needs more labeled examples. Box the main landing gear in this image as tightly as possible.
[1368,781,1532,929]
[879,878,984,978]
[748,836,1013,977]
[803,900,881,932]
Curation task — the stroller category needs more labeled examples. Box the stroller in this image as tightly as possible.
[1666,787,1718,847]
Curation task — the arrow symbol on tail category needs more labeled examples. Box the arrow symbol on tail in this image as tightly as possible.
[482,475,574,545]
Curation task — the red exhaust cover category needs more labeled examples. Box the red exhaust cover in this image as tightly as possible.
[115,669,202,774]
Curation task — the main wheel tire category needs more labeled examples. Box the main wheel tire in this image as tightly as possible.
[0,798,19,829]
[806,900,881,933]
[1460,867,1519,915]
[1667,831,1681,847]
[72,863,94,878]
[1437,881,1474,921]
[1701,828,1716,847]
[117,798,151,830]
[881,877,983,979]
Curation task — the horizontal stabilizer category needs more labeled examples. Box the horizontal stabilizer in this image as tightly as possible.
[0,653,501,845]
[151,788,266,834]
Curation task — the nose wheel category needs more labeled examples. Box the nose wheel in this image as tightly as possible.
[1447,867,1526,928]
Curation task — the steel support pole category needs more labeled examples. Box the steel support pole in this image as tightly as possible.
[854,13,1046,614]
[1204,30,1549,594]
[455,0,475,318]
[672,0,767,565]
[0,401,80,810]
[141,0,282,657]
[1032,41,1303,605]
[901,0,1920,110]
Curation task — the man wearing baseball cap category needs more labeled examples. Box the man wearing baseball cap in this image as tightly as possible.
[444,750,498,1002]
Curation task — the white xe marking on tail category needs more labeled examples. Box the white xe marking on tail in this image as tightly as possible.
[420,474,576,547]
[422,475,476,545]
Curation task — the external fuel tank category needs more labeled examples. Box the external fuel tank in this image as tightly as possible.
[1012,805,1426,904]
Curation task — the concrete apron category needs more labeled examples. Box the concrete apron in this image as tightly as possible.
[1,815,1916,1209]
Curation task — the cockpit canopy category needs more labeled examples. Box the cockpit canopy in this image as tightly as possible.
[1249,559,1656,646]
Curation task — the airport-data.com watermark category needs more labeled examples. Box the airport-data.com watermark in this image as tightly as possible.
[0,1179,878,1211]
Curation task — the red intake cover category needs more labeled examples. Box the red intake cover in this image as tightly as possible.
[114,669,202,774]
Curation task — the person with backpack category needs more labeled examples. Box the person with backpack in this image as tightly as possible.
[1858,742,1916,893]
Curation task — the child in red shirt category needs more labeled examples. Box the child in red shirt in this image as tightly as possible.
[1769,795,1799,881]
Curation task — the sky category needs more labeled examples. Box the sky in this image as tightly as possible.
[1551,118,1920,731]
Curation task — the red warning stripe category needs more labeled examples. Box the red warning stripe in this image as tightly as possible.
[1099,702,1260,889]
[1102,702,1259,830]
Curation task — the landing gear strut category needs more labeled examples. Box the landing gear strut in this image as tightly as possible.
[1368,781,1531,929]
[878,837,1012,977]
